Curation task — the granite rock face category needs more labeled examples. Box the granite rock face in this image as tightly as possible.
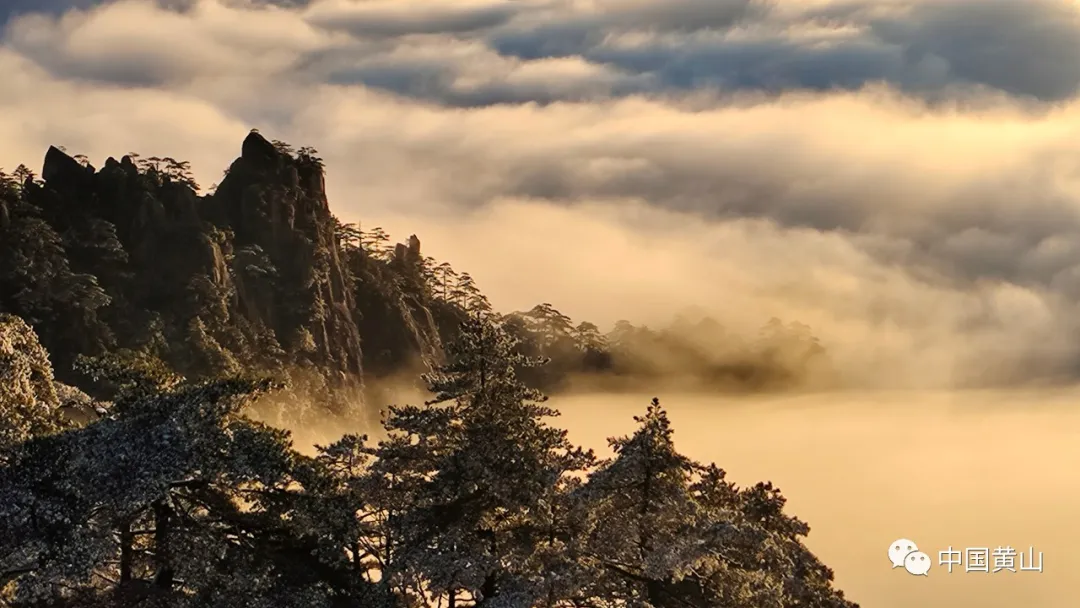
[0,132,457,412]
[212,131,363,380]
[1,132,836,413]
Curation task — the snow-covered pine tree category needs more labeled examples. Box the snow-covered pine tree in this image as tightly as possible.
[576,397,858,608]
[574,397,712,607]
[0,359,392,607]
[0,314,69,464]
[370,316,594,607]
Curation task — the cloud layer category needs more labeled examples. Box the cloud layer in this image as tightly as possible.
[10,0,1080,104]
[4,0,1080,388]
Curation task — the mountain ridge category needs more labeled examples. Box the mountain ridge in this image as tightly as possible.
[0,129,834,416]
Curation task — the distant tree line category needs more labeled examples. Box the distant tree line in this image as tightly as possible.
[330,213,832,394]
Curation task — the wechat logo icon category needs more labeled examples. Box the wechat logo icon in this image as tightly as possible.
[889,538,930,576]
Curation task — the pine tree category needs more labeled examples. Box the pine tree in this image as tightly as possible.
[525,304,575,346]
[0,314,69,464]
[576,398,858,608]
[435,262,457,301]
[575,397,708,606]
[0,358,392,607]
[371,317,594,606]
[362,227,392,261]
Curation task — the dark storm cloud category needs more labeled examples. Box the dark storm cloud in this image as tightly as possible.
[488,0,1080,103]
[0,0,265,21]
[581,36,914,96]
[301,0,1080,106]
[7,0,1080,105]
[0,0,327,35]
[485,0,763,61]
[870,0,1080,101]
[305,1,524,38]
[318,46,656,107]
[1,0,102,16]
[0,0,106,24]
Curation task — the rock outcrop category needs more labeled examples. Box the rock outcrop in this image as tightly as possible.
[1,133,837,412]
[211,131,363,380]
[0,133,460,414]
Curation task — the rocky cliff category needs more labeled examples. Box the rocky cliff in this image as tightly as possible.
[0,131,834,415]
[0,131,454,417]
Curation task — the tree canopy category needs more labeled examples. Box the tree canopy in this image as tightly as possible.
[1,315,857,608]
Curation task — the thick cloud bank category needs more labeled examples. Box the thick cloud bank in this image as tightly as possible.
[4,0,1080,389]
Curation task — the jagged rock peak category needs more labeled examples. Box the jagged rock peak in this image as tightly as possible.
[241,129,279,167]
[41,145,87,183]
[393,235,423,265]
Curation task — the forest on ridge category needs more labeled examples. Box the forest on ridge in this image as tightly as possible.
[0,131,856,607]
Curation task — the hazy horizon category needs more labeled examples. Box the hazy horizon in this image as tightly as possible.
[553,389,1080,608]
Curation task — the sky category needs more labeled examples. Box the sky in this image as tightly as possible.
[4,0,1080,389]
